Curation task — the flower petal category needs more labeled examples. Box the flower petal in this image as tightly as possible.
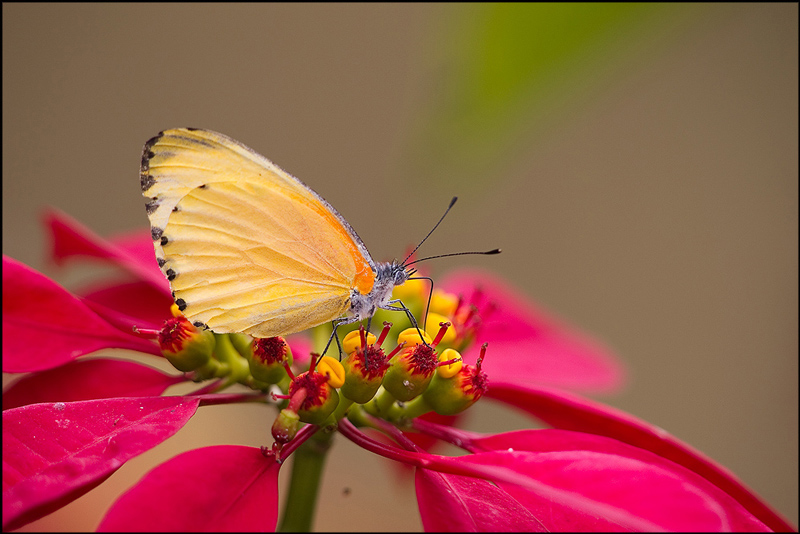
[415,468,547,532]
[43,208,169,294]
[486,382,795,532]
[79,279,174,331]
[442,268,625,393]
[97,445,280,532]
[2,396,200,531]
[453,430,770,532]
[2,256,162,373]
[2,359,185,410]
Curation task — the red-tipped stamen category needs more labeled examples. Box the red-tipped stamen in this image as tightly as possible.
[431,321,451,347]
[476,342,488,371]
[359,326,368,350]
[437,356,461,368]
[386,340,407,359]
[131,326,160,338]
[282,361,296,381]
[461,305,479,327]
[272,393,292,401]
[287,388,309,412]
[451,293,464,317]
[309,353,319,373]
[377,321,393,347]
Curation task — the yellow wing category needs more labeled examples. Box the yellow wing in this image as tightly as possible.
[140,128,376,337]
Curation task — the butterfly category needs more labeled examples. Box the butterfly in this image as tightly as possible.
[140,128,422,341]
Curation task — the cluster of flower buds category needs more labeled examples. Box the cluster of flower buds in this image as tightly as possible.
[156,285,489,448]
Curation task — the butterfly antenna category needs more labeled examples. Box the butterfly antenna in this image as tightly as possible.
[404,248,501,267]
[402,197,458,266]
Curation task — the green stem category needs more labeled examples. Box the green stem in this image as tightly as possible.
[365,387,397,419]
[332,396,354,421]
[277,429,335,532]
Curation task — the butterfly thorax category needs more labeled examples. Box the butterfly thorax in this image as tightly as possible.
[348,261,410,321]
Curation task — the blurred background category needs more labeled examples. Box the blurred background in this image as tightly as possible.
[3,3,797,531]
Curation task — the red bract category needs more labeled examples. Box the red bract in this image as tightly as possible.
[2,256,162,373]
[2,396,201,531]
[441,268,625,394]
[2,359,184,410]
[2,210,792,532]
[97,445,281,532]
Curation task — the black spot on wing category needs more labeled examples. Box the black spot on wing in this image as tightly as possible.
[175,298,187,311]
[157,258,167,268]
[140,173,155,192]
[151,227,163,241]
[140,132,163,188]
[186,127,200,131]
[166,268,177,281]
[145,198,160,214]
[193,321,207,329]
[141,133,162,169]
[160,235,168,246]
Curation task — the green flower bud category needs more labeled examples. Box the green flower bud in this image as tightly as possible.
[382,344,437,402]
[340,326,394,404]
[423,343,489,415]
[294,375,339,425]
[247,336,293,384]
[158,316,216,372]
[271,408,300,445]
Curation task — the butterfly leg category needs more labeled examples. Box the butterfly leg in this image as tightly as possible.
[383,299,430,347]
[322,317,357,361]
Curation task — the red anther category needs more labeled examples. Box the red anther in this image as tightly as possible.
[386,341,407,359]
[377,321,393,347]
[431,321,451,347]
[359,326,368,350]
[309,352,319,373]
[476,342,488,371]
[272,393,291,401]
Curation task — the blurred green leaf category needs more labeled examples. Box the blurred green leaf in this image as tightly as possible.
[401,3,697,191]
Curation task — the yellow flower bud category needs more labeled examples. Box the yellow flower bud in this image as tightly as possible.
[437,348,463,378]
[397,327,432,347]
[317,356,346,388]
[342,329,376,355]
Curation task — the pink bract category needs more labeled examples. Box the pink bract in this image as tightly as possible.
[98,445,281,532]
[2,396,200,530]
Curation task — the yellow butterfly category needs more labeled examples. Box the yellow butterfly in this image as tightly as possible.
[140,128,419,340]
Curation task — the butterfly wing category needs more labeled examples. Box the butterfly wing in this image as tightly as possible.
[140,128,376,337]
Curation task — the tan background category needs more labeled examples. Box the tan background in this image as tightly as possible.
[3,3,797,531]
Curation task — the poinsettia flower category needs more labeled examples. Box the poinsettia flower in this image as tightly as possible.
[2,210,793,532]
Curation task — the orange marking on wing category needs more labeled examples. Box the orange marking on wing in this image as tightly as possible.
[288,189,375,295]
